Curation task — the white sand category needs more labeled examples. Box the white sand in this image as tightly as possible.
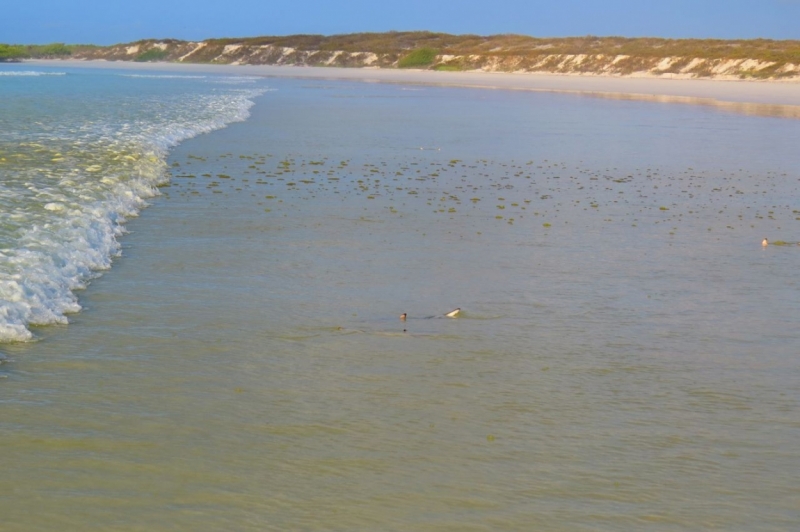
[27,59,800,118]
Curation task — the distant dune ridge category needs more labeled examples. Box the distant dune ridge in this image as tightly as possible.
[12,32,800,80]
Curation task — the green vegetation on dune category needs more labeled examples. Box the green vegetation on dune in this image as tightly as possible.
[398,47,438,68]
[134,48,169,62]
[28,43,74,57]
[203,32,800,64]
[0,44,27,61]
[1,42,77,61]
[10,31,800,79]
[209,31,454,55]
[434,64,462,71]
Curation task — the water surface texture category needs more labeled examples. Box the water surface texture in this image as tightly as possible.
[1,67,799,531]
[0,66,262,340]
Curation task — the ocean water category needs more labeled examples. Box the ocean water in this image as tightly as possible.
[0,65,263,341]
[1,65,799,531]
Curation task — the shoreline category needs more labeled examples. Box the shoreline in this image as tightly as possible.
[22,59,800,119]
[3,65,799,530]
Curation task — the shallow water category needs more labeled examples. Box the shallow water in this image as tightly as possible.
[2,73,799,530]
[0,64,262,341]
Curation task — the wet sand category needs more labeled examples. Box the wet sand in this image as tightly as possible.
[28,59,800,119]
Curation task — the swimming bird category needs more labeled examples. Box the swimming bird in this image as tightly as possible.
[400,313,407,321]
[445,308,461,318]
[762,238,769,247]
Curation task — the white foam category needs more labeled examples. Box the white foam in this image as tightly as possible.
[119,74,207,79]
[0,80,266,342]
[0,71,66,77]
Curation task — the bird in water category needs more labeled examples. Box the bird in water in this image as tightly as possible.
[762,238,769,247]
[400,309,461,319]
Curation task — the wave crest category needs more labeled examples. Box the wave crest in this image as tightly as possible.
[0,80,266,342]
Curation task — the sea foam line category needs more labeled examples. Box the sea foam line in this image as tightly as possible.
[0,87,267,342]
[0,71,67,77]
[119,74,208,79]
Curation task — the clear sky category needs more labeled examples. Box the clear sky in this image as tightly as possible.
[4,0,800,44]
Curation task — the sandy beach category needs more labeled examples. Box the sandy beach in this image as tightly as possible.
[27,59,800,119]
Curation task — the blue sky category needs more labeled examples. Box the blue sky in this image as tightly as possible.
[4,0,800,44]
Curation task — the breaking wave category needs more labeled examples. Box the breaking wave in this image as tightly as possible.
[0,71,67,76]
[0,73,266,342]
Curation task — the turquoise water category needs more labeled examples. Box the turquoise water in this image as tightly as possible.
[1,66,799,530]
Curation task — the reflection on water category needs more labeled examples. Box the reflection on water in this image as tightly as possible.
[422,83,800,119]
[577,90,800,119]
[1,78,799,531]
